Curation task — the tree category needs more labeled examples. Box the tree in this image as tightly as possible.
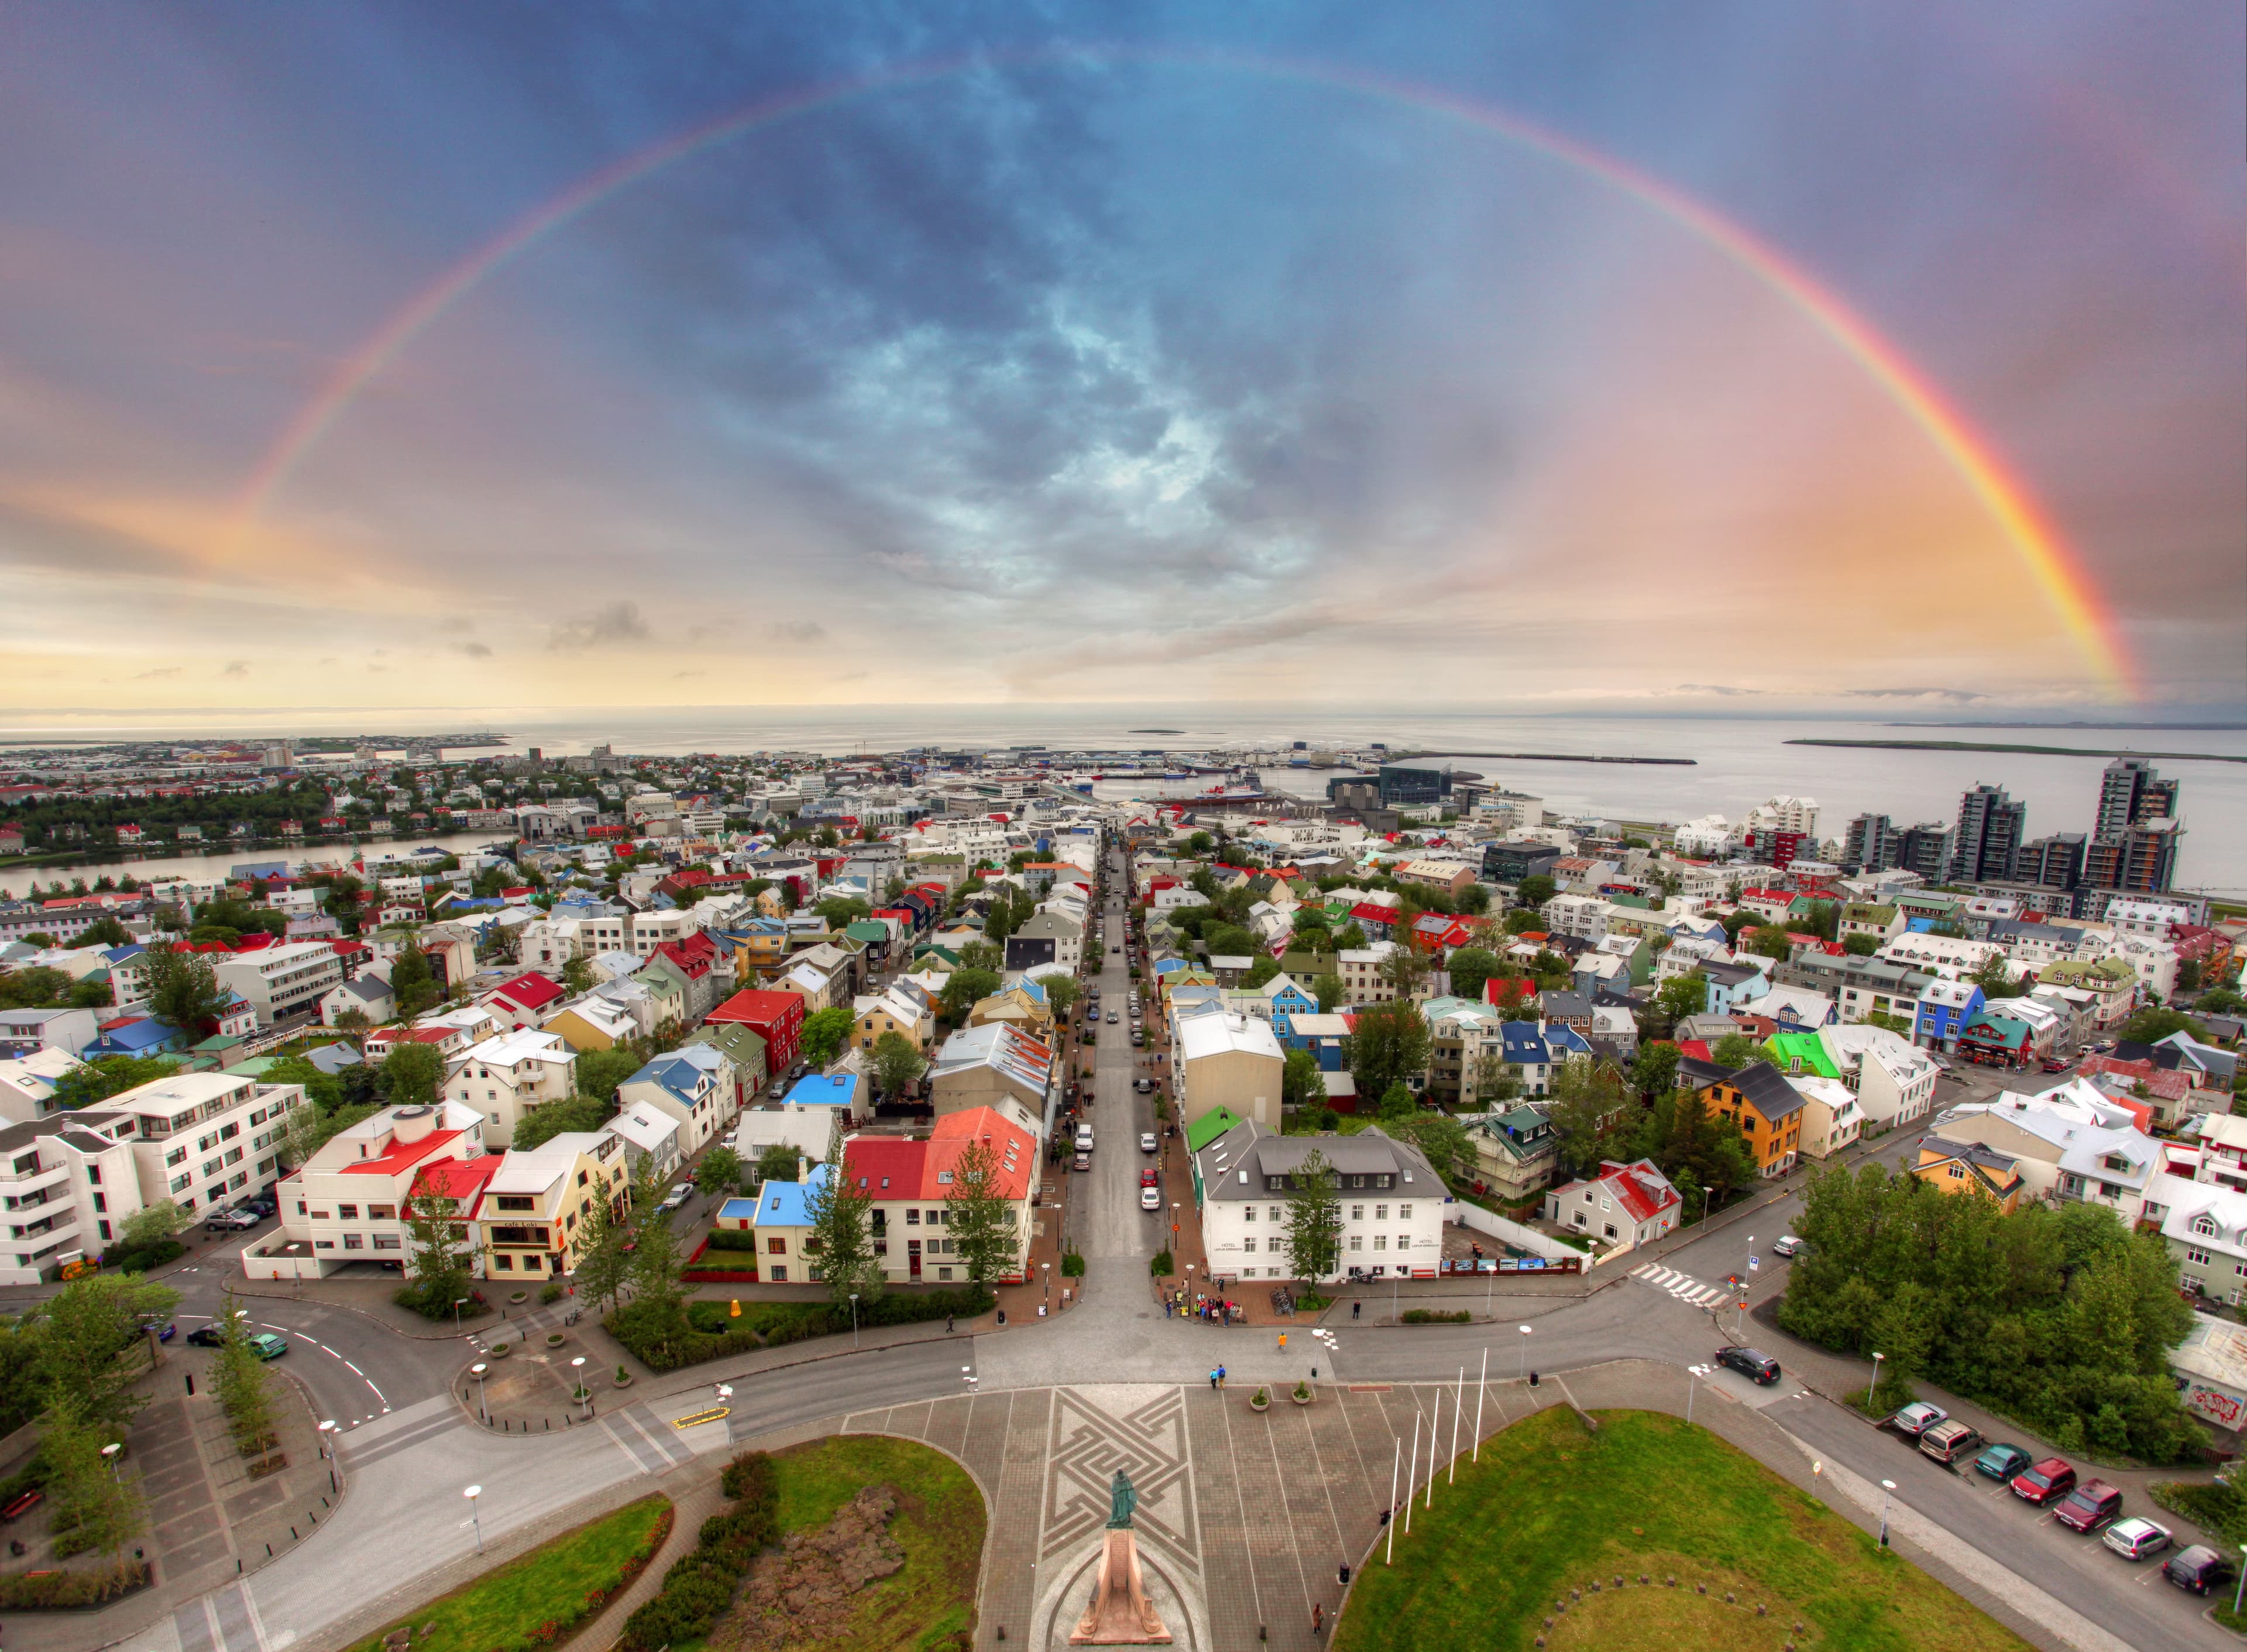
[871,1030,926,1100]
[1376,1081,1416,1122]
[1745,925,1795,961]
[813,895,871,929]
[1281,1047,1324,1112]
[1187,831,1214,855]
[41,1395,147,1559]
[403,1180,471,1314]
[571,1189,631,1316]
[33,1272,180,1434]
[1039,974,1081,1024]
[755,1141,804,1186]
[575,1045,643,1106]
[1347,1000,1431,1103]
[52,1055,178,1112]
[1841,932,1881,956]
[211,1288,279,1454]
[1631,1039,1680,1102]
[698,1144,745,1196]
[1468,1046,1522,1107]
[800,1005,854,1067]
[2197,986,2246,1016]
[1458,882,1492,915]
[561,954,595,995]
[1514,874,1556,909]
[956,938,1004,973]
[938,967,1001,1022]
[379,1039,445,1109]
[1383,1112,1475,1186]
[78,915,131,949]
[119,1200,184,1249]
[1311,972,1346,1014]
[143,946,225,1038]
[944,1135,1020,1284]
[2176,959,2204,994]
[1378,945,1430,1000]
[2115,1006,2206,1046]
[1280,1147,1342,1283]
[625,1159,686,1311]
[1242,954,1282,989]
[389,943,439,1018]
[1332,921,1368,952]
[803,1116,880,1305]
[1444,947,1503,1002]
[1546,1060,1629,1182]
[1969,950,2021,999]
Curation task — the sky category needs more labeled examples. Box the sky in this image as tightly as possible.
[1,1,2240,716]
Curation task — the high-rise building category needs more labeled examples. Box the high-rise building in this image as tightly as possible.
[2019,832,2085,891]
[1897,822,1954,882]
[1748,796,1820,837]
[1376,765,1452,807]
[1843,813,1898,872]
[1950,785,2026,883]
[2094,759,2177,839]
[2083,820,2181,895]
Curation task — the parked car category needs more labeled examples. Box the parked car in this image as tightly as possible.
[1714,1346,1781,1385]
[1140,1167,1159,1189]
[1133,1077,1153,1093]
[1771,1235,1805,1258]
[138,1314,176,1343]
[1889,1402,1948,1438]
[246,1332,288,1361]
[2040,1058,2072,1073]
[1140,1186,1163,1211]
[1973,1443,2032,1482]
[2053,1480,2124,1534]
[1108,1011,1119,1024]
[2166,1545,2235,1595]
[2010,1458,2077,1506]
[1140,1132,1158,1153]
[1918,1420,1984,1465]
[240,1194,279,1220]
[185,1323,230,1348]
[659,1183,693,1213]
[2102,1517,2172,1562]
[1073,1152,1092,1172]
[1111,945,1121,953]
[1076,1126,1095,1151]
[202,1208,260,1232]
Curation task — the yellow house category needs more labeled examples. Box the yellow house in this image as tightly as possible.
[967,983,1053,1039]
[475,1131,630,1280]
[853,988,936,1052]
[544,997,635,1052]
[1912,1136,2025,1214]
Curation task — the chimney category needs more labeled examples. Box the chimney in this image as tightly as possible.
[796,1154,808,1183]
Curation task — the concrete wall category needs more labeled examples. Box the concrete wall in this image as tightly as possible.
[1446,1200,1579,1261]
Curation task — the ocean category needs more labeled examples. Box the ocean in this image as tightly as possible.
[1,705,2238,893]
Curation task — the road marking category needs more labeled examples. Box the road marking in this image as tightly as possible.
[1630,1263,1727,1308]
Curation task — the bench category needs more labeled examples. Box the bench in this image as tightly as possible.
[3,1489,44,1522]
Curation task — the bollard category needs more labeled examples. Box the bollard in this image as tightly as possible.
[290,1526,298,1540]
[266,1543,273,1557]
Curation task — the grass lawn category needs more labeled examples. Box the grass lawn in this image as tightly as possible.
[348,1493,670,1652]
[754,1434,986,1651]
[1334,1408,2031,1652]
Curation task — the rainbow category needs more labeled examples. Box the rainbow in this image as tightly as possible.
[225,45,2139,699]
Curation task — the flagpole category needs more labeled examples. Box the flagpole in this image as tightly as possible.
[1386,1433,1401,1565]
[1449,1364,1464,1483]
[1473,1345,1488,1462]
[1404,1410,1420,1535]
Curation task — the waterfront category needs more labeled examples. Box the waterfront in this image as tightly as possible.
[0,705,2238,892]
[0,830,501,902]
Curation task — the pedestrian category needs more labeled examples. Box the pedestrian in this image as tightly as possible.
[1164,1299,1173,1318]
[1352,1300,1361,1320]
[1338,1562,1351,1586]
[1313,1602,1324,1636]
[1209,1368,1219,1391]
[1218,1365,1226,1388]
[946,1314,954,1334]
[1278,1331,1287,1352]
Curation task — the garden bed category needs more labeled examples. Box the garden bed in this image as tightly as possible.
[607,1287,994,1372]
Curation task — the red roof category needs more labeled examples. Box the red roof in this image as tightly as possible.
[1482,978,1536,1009]
[1349,903,1397,925]
[843,1108,1037,1201]
[490,971,564,1011]
[412,1154,503,1203]
[710,988,805,1028]
[1675,1039,1715,1063]
[1600,1159,1681,1224]
[345,1127,463,1177]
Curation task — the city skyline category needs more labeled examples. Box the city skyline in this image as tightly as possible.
[2,4,2241,712]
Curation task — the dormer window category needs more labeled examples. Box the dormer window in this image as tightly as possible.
[2193,1214,2219,1238]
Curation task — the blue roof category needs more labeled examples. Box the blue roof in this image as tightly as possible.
[627,1045,724,1105]
[785,1073,861,1110]
[753,1164,832,1228]
[717,1196,760,1222]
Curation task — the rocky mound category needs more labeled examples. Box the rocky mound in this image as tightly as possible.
[722,1485,906,1650]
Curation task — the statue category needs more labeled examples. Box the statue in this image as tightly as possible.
[1072,1466,1170,1644]
[1107,1467,1138,1529]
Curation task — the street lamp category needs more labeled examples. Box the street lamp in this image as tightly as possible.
[1878,1479,1896,1548]
[2235,1544,2246,1616]
[452,1295,469,1334]
[1871,1350,1886,1410]
[571,1356,589,1419]
[849,1292,861,1349]
[1042,1261,1052,1300]
[1686,1363,1713,1427]
[318,1419,338,1456]
[464,1484,484,1554]
[1517,1325,1532,1380]
[100,1442,122,1483]
[469,1362,489,1421]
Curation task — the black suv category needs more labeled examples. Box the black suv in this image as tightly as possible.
[1715,1346,1781,1385]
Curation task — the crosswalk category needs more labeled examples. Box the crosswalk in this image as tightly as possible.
[1630,1263,1731,1308]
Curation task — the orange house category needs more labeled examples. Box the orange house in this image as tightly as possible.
[1911,1137,2025,1213]
[1689,1061,1805,1179]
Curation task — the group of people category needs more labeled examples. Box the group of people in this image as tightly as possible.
[1166,1290,1241,1324]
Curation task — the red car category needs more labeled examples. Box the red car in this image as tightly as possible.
[1139,1167,1159,1189]
[2011,1458,2077,1506]
[2053,1480,2123,1534]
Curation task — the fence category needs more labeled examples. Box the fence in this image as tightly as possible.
[1445,1200,1584,1262]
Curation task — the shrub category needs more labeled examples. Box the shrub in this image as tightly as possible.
[1150,1251,1173,1277]
[609,1291,994,1372]
[540,1282,564,1304]
[2150,1479,2247,1546]
[1400,1309,1472,1325]
[393,1282,487,1321]
[1061,1251,1086,1278]
[616,1455,777,1651]
[101,1239,184,1275]
[0,1560,150,1608]
[703,1228,760,1251]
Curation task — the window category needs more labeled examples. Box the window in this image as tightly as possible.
[1351,1205,1363,1221]
[373,1234,401,1251]
[1242,1237,1256,1253]
[907,1208,920,1225]
[1399,1204,1412,1221]
[769,1264,787,1282]
[523,1253,542,1271]
[1348,1234,1363,1251]
[342,1233,364,1250]
[1373,1234,1387,1251]
[166,1147,187,1169]
[1375,1204,1388,1221]
[1243,1205,1256,1223]
[169,1173,191,1194]
[767,1237,786,1254]
[2194,1214,2219,1238]
[2188,1248,2212,1265]
[338,1204,358,1220]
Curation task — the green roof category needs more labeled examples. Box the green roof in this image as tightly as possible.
[1185,1105,1246,1152]
[843,921,889,943]
[1766,1032,1840,1080]
[191,1034,246,1054]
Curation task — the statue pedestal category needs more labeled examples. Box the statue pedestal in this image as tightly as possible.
[1069,1528,1173,1645]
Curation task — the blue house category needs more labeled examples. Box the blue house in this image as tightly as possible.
[1263,980,1318,1045]
[1496,1020,1593,1097]
[87,1015,188,1058]
[1699,959,1768,1018]
[1915,980,1985,1052]
[782,1073,867,1119]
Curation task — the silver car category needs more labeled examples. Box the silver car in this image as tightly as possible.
[2102,1517,2171,1562]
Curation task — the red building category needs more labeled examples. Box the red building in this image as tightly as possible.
[707,988,806,1076]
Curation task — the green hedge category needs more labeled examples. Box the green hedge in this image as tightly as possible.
[702,1229,760,1251]
[608,1287,994,1372]
[0,1561,149,1608]
[2150,1479,2247,1546]
[617,1453,778,1650]
[1400,1309,1472,1324]
[102,1239,184,1275]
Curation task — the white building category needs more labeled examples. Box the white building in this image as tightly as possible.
[1817,1024,1939,1133]
[1193,1118,1446,1283]
[0,1110,147,1282]
[443,1029,578,1148]
[214,942,346,1028]
[244,1101,492,1280]
[106,1071,307,1215]
[1789,1074,1863,1160]
[0,1047,88,1124]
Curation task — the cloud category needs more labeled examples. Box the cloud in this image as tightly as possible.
[133,667,180,679]
[547,602,651,650]
[437,617,476,635]
[1675,684,1768,697]
[451,641,493,658]
[673,669,705,679]
[222,660,248,676]
[1837,687,1991,703]
[764,620,826,643]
